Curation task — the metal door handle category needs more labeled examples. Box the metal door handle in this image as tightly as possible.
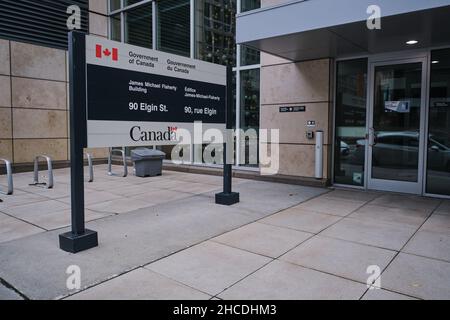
[368,128,376,147]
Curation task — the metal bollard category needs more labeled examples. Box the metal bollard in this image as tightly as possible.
[315,130,324,179]
[108,147,128,177]
[84,152,94,182]
[30,155,54,189]
[0,158,13,195]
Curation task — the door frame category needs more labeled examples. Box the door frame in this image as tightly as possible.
[365,54,429,194]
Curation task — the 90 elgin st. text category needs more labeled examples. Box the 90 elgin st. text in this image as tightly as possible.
[129,102,168,113]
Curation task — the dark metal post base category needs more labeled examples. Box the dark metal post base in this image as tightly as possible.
[59,229,98,253]
[215,192,240,206]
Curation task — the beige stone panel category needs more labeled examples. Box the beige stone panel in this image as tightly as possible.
[89,12,108,37]
[261,52,291,66]
[89,0,108,15]
[0,108,12,139]
[84,147,109,158]
[261,59,330,104]
[10,41,66,81]
[260,102,331,144]
[0,39,10,75]
[12,77,67,110]
[260,143,330,178]
[0,139,13,160]
[13,109,68,139]
[66,52,69,82]
[0,75,11,107]
[13,139,68,163]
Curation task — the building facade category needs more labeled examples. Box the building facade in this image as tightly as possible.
[0,0,449,198]
[238,0,450,197]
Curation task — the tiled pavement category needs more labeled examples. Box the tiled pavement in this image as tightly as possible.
[0,165,449,300]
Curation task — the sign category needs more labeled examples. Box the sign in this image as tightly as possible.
[279,106,305,113]
[306,120,316,127]
[384,101,410,113]
[85,36,227,147]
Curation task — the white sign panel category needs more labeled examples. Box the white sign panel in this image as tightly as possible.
[85,35,227,148]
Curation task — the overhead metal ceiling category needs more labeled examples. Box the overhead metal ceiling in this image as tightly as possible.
[236,0,450,61]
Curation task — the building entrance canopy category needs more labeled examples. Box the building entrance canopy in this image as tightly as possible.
[236,0,450,61]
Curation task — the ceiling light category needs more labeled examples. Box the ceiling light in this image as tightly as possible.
[432,60,439,64]
[406,40,418,45]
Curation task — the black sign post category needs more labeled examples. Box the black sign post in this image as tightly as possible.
[59,32,98,253]
[215,66,240,206]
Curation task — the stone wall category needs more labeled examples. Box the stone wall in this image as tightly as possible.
[258,0,334,181]
[0,0,109,166]
[259,54,333,180]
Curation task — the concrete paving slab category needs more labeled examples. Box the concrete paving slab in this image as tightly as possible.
[295,197,366,217]
[0,283,23,300]
[419,214,450,235]
[21,208,113,231]
[106,183,161,197]
[280,236,396,283]
[1,199,70,220]
[168,173,224,186]
[381,253,450,299]
[349,205,430,228]
[0,195,259,299]
[84,180,136,191]
[168,182,222,195]
[205,181,328,218]
[19,184,71,199]
[86,198,151,214]
[361,289,417,300]
[0,192,48,208]
[324,189,382,202]
[320,218,417,251]
[212,222,312,258]
[145,241,271,296]
[58,190,122,205]
[403,231,450,262]
[66,268,210,300]
[218,260,367,300]
[130,189,195,205]
[369,194,440,213]
[260,208,341,234]
[436,200,450,215]
[0,212,44,244]
[126,179,190,191]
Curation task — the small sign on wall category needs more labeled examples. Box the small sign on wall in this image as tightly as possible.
[279,106,305,113]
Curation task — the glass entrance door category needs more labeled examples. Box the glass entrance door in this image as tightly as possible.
[367,58,427,194]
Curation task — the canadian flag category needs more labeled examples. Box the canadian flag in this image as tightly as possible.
[95,44,118,61]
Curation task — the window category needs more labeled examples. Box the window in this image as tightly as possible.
[241,45,260,66]
[110,0,121,11]
[334,59,368,186]
[125,3,152,49]
[110,14,121,41]
[427,49,450,196]
[195,0,237,67]
[157,0,190,57]
[109,0,261,168]
[240,69,260,167]
[240,69,260,131]
[241,0,260,12]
